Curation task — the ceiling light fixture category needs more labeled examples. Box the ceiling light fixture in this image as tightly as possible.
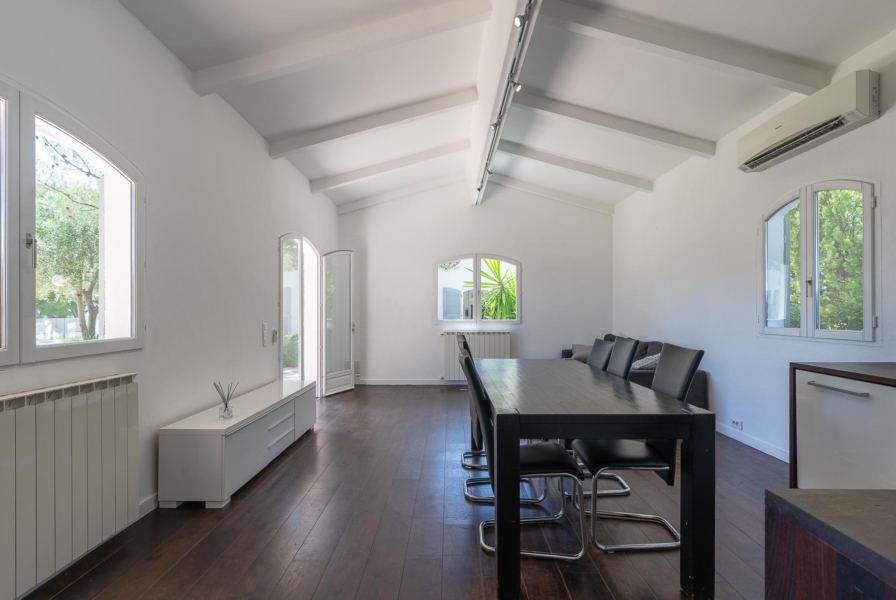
[475,0,536,206]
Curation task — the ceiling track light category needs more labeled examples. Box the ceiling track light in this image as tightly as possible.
[514,13,529,28]
[510,80,522,92]
[490,121,499,131]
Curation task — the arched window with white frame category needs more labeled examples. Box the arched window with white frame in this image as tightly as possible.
[759,178,879,342]
[434,254,521,325]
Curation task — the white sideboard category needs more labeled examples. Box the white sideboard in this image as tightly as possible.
[158,379,316,508]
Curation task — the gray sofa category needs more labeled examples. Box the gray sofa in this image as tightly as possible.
[563,334,708,409]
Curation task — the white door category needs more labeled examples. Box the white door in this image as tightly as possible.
[279,234,302,381]
[321,250,354,396]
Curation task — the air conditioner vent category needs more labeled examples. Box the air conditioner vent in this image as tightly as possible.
[742,116,847,171]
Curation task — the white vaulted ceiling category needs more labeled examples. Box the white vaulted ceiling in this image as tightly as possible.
[119,0,896,211]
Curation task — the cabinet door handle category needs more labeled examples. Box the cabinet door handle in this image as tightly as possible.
[807,380,870,397]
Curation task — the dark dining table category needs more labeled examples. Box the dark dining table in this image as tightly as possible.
[475,358,716,600]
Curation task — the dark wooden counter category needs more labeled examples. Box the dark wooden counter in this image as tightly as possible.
[766,489,896,598]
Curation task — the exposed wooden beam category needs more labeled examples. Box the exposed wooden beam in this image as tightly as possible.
[539,0,827,95]
[193,0,491,96]
[270,89,477,158]
[488,174,615,215]
[512,91,716,158]
[497,140,653,191]
[310,140,470,193]
[337,172,466,215]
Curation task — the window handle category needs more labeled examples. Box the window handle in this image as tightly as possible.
[805,277,812,297]
[25,233,36,269]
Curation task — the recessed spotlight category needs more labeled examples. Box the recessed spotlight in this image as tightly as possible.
[514,14,528,27]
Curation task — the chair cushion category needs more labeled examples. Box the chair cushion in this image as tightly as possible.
[519,442,584,478]
[571,439,670,472]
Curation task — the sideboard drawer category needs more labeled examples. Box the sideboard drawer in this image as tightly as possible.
[795,370,896,489]
[266,401,295,442]
[266,399,295,432]
[268,426,294,460]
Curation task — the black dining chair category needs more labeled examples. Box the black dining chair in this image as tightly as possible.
[458,335,487,471]
[459,353,546,505]
[572,338,633,499]
[606,337,638,379]
[571,343,705,553]
[586,338,614,370]
[460,354,589,561]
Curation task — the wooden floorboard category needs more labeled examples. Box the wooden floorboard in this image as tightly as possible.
[26,385,788,600]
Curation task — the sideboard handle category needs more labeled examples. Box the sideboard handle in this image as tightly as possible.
[807,381,870,397]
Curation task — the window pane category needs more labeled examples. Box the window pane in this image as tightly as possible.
[34,117,134,345]
[281,238,301,380]
[0,97,5,350]
[816,188,864,331]
[437,258,474,321]
[324,253,351,375]
[765,198,800,328]
[480,258,517,321]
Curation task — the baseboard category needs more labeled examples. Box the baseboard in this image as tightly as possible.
[140,493,159,517]
[717,423,789,463]
[357,379,465,386]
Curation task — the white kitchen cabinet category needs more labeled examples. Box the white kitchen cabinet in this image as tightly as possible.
[792,363,896,490]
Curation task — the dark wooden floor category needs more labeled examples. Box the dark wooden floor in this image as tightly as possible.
[26,385,787,600]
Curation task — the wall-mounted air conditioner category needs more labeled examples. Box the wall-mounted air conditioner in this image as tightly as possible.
[738,70,879,173]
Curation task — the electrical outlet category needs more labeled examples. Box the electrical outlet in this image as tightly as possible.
[731,419,744,431]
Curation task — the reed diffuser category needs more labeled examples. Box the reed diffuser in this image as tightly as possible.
[215,381,239,419]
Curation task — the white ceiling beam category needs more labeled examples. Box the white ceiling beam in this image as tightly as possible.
[337,172,466,215]
[539,0,828,95]
[310,140,470,193]
[488,174,615,215]
[270,88,477,158]
[512,91,716,158]
[193,0,491,96]
[497,140,653,191]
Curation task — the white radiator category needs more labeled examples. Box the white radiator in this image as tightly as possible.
[442,332,511,381]
[0,374,138,599]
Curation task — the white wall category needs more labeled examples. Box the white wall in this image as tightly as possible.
[0,0,338,510]
[339,182,613,383]
[612,55,896,460]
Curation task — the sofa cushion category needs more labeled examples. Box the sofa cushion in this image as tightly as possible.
[570,344,592,363]
[632,353,660,370]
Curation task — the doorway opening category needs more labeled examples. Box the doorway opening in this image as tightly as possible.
[280,233,320,390]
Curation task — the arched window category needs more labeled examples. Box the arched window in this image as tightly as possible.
[759,178,878,341]
[434,254,521,324]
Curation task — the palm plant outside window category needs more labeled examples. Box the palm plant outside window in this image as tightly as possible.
[434,255,521,324]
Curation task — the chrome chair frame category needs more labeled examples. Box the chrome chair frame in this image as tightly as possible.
[461,449,487,470]
[581,466,681,553]
[479,475,589,561]
[564,470,631,499]
[463,476,546,504]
